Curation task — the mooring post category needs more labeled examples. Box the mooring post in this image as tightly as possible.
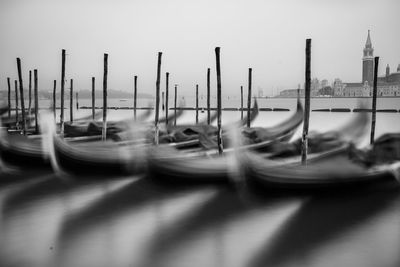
[70,79,73,123]
[133,75,137,120]
[196,84,199,124]
[296,84,301,108]
[162,91,165,112]
[34,69,39,133]
[14,80,19,126]
[60,49,66,135]
[165,72,169,124]
[76,92,79,110]
[241,85,244,120]
[92,77,95,120]
[17,58,26,135]
[102,54,108,141]
[53,80,56,121]
[7,78,11,118]
[370,56,379,145]
[174,84,177,126]
[301,39,312,165]
[215,47,223,154]
[154,52,162,145]
[28,70,32,116]
[207,68,211,125]
[247,68,252,127]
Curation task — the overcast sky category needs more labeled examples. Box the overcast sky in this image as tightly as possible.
[1,0,399,97]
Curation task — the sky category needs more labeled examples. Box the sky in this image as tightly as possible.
[0,0,399,97]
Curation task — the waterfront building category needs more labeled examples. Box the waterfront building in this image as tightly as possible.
[333,78,344,96]
[321,79,329,88]
[311,78,320,96]
[342,82,370,97]
[279,31,400,97]
[341,31,400,97]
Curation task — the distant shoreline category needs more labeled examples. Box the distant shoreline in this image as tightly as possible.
[268,96,400,99]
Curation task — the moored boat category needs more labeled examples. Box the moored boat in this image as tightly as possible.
[242,144,400,191]
[147,104,371,184]
[0,131,49,168]
[147,101,304,183]
[50,134,146,177]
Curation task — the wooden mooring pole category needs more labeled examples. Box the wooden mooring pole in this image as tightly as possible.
[174,84,177,126]
[7,78,11,118]
[154,52,162,145]
[165,72,169,124]
[196,84,199,124]
[370,56,379,145]
[301,39,312,164]
[34,69,39,133]
[102,53,108,141]
[247,68,252,127]
[92,77,95,120]
[53,80,56,121]
[17,58,26,135]
[70,79,73,123]
[297,84,301,108]
[133,75,137,120]
[28,70,32,116]
[240,85,243,120]
[76,92,79,110]
[162,91,165,111]
[60,49,66,135]
[207,68,211,125]
[215,47,223,154]
[14,80,19,126]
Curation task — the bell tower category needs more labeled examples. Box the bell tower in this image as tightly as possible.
[362,30,374,85]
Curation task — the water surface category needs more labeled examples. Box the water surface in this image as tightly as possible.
[1,97,400,267]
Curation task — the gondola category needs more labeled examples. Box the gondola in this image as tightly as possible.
[162,110,218,141]
[198,100,302,152]
[0,104,193,170]
[0,130,49,168]
[64,109,151,137]
[1,113,35,128]
[157,101,259,149]
[50,134,146,176]
[239,110,400,191]
[146,100,305,183]
[86,108,184,139]
[63,111,103,137]
[242,143,400,191]
[0,106,184,169]
[147,105,371,184]
[49,103,259,176]
[0,111,111,168]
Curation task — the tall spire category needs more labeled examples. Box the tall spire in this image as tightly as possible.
[365,29,372,48]
[363,30,374,58]
[362,30,374,85]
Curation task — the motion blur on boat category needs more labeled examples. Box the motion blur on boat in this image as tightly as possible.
[1,98,399,189]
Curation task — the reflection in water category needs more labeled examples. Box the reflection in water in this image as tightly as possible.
[247,185,400,267]
[0,171,400,267]
[137,187,304,267]
[55,179,218,267]
[0,173,134,267]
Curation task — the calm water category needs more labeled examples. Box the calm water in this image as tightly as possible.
[1,97,400,267]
